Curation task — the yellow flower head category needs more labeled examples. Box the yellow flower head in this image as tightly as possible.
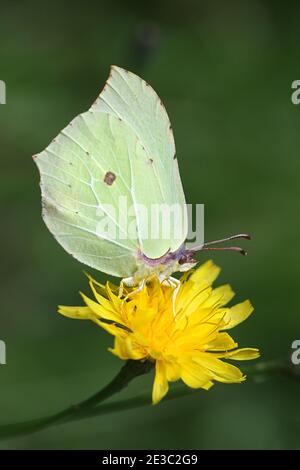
[59,261,259,404]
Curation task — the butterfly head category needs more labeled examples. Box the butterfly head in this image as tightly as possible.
[124,233,251,286]
[122,245,195,286]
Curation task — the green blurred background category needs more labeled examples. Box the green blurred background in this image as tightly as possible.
[1,0,300,449]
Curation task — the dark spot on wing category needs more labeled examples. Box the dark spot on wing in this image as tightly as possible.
[149,158,153,163]
[173,153,177,160]
[104,171,116,185]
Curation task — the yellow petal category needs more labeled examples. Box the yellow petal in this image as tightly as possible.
[189,260,221,287]
[93,318,128,337]
[173,320,225,349]
[176,261,221,319]
[84,272,108,297]
[89,280,120,313]
[109,337,133,360]
[58,305,94,320]
[202,381,214,390]
[105,282,123,311]
[152,361,169,404]
[124,337,147,360]
[194,353,245,383]
[223,347,260,360]
[202,284,235,309]
[130,304,157,331]
[180,360,212,388]
[207,332,237,351]
[80,292,123,323]
[222,300,254,330]
[176,285,212,320]
[165,362,181,382]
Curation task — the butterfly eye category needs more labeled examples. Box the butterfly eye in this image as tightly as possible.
[178,252,196,265]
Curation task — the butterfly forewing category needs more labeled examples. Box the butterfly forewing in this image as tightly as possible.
[35,67,188,278]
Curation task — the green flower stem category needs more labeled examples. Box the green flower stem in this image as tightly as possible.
[0,358,296,441]
[62,385,198,424]
[0,360,153,440]
[68,359,154,410]
[51,358,292,426]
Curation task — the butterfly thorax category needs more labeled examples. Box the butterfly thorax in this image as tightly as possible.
[122,245,197,286]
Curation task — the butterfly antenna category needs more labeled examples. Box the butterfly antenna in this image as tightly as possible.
[201,246,248,256]
[202,233,251,247]
[190,233,251,256]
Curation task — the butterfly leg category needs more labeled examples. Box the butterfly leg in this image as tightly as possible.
[119,280,146,314]
[163,276,181,319]
[119,276,137,298]
[118,279,125,298]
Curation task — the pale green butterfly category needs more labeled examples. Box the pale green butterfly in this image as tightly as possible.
[34,66,249,286]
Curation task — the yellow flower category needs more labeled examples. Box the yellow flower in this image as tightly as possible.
[58,261,259,404]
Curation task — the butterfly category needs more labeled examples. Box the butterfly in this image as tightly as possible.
[33,66,249,287]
